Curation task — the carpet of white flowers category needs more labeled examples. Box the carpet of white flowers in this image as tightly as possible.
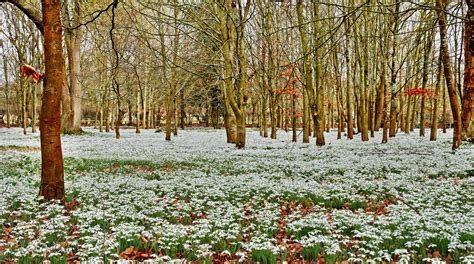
[0,127,473,263]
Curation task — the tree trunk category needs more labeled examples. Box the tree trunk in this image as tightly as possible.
[136,89,141,133]
[437,0,462,149]
[180,89,185,129]
[297,0,313,144]
[39,0,65,202]
[420,27,435,137]
[263,95,268,137]
[21,75,27,135]
[127,101,132,126]
[344,15,354,140]
[313,2,325,146]
[431,55,443,141]
[442,82,447,133]
[31,83,36,133]
[461,1,474,139]
[270,97,277,139]
[374,72,386,131]
[224,96,237,143]
[410,97,416,132]
[292,93,297,142]
[3,54,11,128]
[142,85,147,129]
[165,85,174,141]
[63,0,82,134]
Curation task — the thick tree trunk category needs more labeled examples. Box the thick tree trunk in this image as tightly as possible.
[461,1,474,139]
[437,0,462,149]
[39,0,65,202]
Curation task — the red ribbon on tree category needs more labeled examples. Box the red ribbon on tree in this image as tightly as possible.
[404,88,433,97]
[21,64,44,83]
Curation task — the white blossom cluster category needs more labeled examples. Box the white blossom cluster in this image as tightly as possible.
[0,127,473,263]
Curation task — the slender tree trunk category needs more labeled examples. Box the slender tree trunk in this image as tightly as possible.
[165,85,174,141]
[31,83,36,132]
[21,75,27,135]
[270,97,277,139]
[313,2,325,145]
[39,0,65,202]
[142,85,147,129]
[387,1,400,139]
[374,67,385,132]
[224,96,237,143]
[3,53,11,128]
[99,106,103,132]
[127,101,132,126]
[136,89,141,133]
[405,95,412,133]
[297,0,313,144]
[292,93,297,142]
[443,82,447,133]
[431,56,443,141]
[63,0,82,134]
[420,27,435,137]
[180,89,185,129]
[344,14,354,140]
[411,97,416,132]
[263,95,268,137]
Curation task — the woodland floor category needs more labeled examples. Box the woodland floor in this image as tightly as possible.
[0,127,473,263]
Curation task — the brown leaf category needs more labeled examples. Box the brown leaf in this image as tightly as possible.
[2,226,12,234]
[432,250,441,258]
[66,199,80,211]
[120,246,134,259]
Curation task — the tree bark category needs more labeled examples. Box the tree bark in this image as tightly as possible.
[420,26,435,137]
[313,2,325,146]
[297,0,314,144]
[63,0,82,134]
[461,1,474,140]
[39,0,65,202]
[3,54,10,128]
[431,55,443,140]
[437,0,462,149]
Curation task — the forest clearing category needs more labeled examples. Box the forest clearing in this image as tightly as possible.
[1,0,474,263]
[0,128,473,263]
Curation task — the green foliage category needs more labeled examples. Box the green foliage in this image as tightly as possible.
[251,249,277,264]
[302,244,321,261]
